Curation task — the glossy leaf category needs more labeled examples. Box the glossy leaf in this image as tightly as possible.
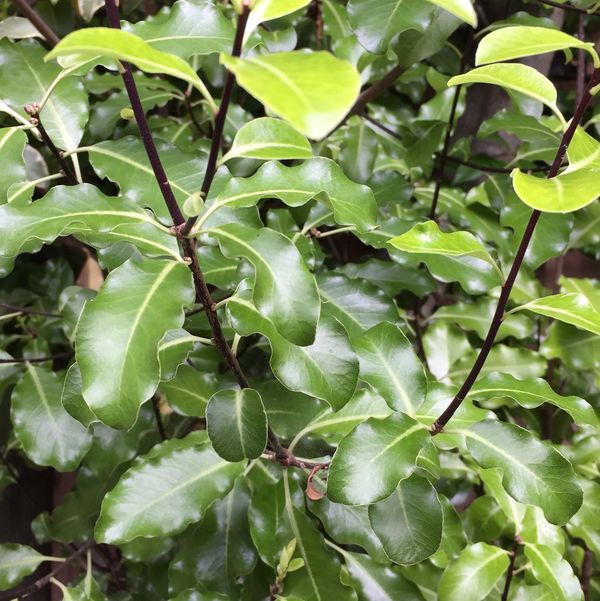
[0,127,27,203]
[221,52,361,139]
[76,259,194,429]
[206,388,267,461]
[159,364,217,416]
[369,473,443,565]
[0,544,46,591]
[425,0,476,26]
[245,0,311,38]
[95,433,243,543]
[327,412,429,505]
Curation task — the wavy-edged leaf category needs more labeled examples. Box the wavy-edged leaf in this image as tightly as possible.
[95,432,243,544]
[0,184,181,276]
[354,322,427,416]
[125,0,234,59]
[221,51,361,139]
[159,364,218,417]
[476,26,598,66]
[513,293,600,335]
[438,542,510,601]
[0,544,46,591]
[207,157,377,232]
[227,285,358,410]
[469,373,598,428]
[369,473,443,565]
[425,0,476,26]
[222,117,312,162]
[158,329,200,381]
[76,259,194,429]
[208,224,319,346]
[0,127,27,203]
[11,364,92,471]
[462,420,582,525]
[46,27,215,109]
[327,412,429,505]
[206,388,267,462]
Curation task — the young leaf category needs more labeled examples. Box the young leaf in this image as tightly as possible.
[207,224,320,346]
[327,412,429,505]
[244,0,311,39]
[438,543,510,601]
[95,433,243,544]
[76,259,194,430]
[220,51,361,139]
[463,420,583,525]
[208,158,377,232]
[353,322,427,416]
[513,293,600,336]
[425,0,476,26]
[369,473,443,565]
[45,28,216,110]
[221,118,312,162]
[0,544,45,591]
[206,388,268,462]
[476,26,599,67]
[11,365,92,471]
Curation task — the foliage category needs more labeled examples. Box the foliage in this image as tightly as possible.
[0,0,599,600]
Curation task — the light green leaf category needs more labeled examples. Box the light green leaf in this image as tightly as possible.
[222,117,312,163]
[227,285,359,410]
[159,364,218,417]
[0,544,46,591]
[353,322,427,416]
[206,158,377,232]
[448,64,561,122]
[425,0,476,26]
[513,293,600,336]
[0,184,181,276]
[245,0,311,39]
[0,127,27,203]
[438,542,510,601]
[0,16,42,39]
[206,388,267,461]
[11,365,92,471]
[220,51,361,139]
[512,167,600,213]
[124,0,234,59]
[45,28,216,110]
[327,412,429,505]
[469,373,598,428]
[158,329,199,381]
[524,544,583,601]
[462,420,582,525]
[76,259,194,429]
[477,25,598,66]
[567,480,600,555]
[369,473,443,565]
[95,432,243,544]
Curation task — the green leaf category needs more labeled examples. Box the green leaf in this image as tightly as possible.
[245,0,311,38]
[124,0,235,59]
[76,259,194,429]
[369,473,443,565]
[327,412,429,505]
[220,51,361,139]
[476,26,598,66]
[339,117,379,184]
[513,293,600,335]
[159,364,218,417]
[448,64,561,121]
[524,544,583,601]
[206,157,377,232]
[462,420,582,525]
[0,184,181,276]
[208,224,319,346]
[227,286,359,410]
[353,322,427,416]
[512,167,600,213]
[206,388,267,461]
[221,118,312,162]
[567,480,600,555]
[469,373,598,428]
[46,28,216,110]
[438,543,510,601]
[425,0,476,26]
[95,433,244,544]
[158,329,200,381]
[0,544,46,591]
[0,127,27,203]
[11,365,92,471]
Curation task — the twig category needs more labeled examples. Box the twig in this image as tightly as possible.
[352,64,406,117]
[431,65,600,434]
[10,0,60,47]
[0,351,73,364]
[151,395,167,441]
[536,0,597,14]
[0,303,61,318]
[500,539,520,601]
[444,154,548,173]
[581,543,594,601]
[0,541,94,601]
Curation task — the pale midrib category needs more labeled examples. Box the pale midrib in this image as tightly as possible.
[529,302,599,333]
[251,59,311,113]
[371,423,424,462]
[231,142,310,155]
[218,187,314,206]
[0,127,20,150]
[235,390,247,457]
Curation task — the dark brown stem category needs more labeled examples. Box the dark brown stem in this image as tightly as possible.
[444,154,548,174]
[180,2,251,236]
[183,92,204,137]
[10,0,60,47]
[0,541,94,601]
[536,0,595,14]
[151,395,167,441]
[500,540,520,601]
[0,303,61,318]
[0,351,73,364]
[352,64,406,117]
[412,299,430,372]
[431,66,600,434]
[581,543,594,601]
